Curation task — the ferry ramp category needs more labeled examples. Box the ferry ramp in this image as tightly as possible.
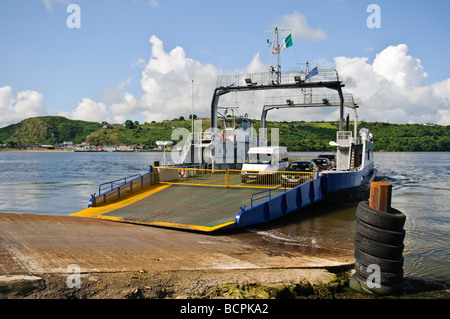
[72,167,323,232]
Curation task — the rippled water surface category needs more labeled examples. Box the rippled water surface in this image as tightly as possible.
[0,151,448,283]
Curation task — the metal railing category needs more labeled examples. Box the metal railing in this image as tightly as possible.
[231,169,315,189]
[264,92,356,108]
[91,170,158,207]
[155,167,315,189]
[250,185,286,207]
[99,174,142,195]
[156,167,228,187]
[216,69,340,88]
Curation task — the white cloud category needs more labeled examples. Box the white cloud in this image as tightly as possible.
[60,92,136,124]
[96,77,132,101]
[42,0,69,13]
[334,44,450,125]
[276,11,327,42]
[139,35,219,122]
[110,92,139,123]
[244,53,267,74]
[148,0,159,8]
[0,86,48,128]
[64,35,220,124]
[132,57,146,68]
[372,44,428,88]
[64,98,110,123]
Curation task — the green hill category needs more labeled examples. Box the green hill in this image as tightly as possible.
[0,116,103,146]
[266,120,450,152]
[84,119,195,147]
[1,116,449,151]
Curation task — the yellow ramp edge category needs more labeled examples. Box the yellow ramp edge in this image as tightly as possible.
[141,220,236,232]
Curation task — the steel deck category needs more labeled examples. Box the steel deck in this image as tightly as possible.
[73,183,285,232]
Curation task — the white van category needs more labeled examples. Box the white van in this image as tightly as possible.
[241,146,289,183]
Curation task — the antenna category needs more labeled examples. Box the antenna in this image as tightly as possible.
[265,27,290,85]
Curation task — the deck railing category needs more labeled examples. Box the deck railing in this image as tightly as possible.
[98,174,142,195]
[250,185,287,207]
[216,69,340,87]
[155,167,315,189]
[89,167,316,208]
[90,170,159,207]
[157,167,228,187]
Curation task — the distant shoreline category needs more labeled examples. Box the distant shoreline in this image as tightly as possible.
[0,149,167,153]
[0,148,70,152]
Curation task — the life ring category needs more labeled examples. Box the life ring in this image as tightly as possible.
[202,133,212,143]
[178,168,185,177]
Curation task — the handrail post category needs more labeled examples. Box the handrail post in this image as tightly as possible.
[226,170,230,188]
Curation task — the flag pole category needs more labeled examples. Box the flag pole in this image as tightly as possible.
[191,79,194,164]
[191,79,194,135]
[265,27,290,85]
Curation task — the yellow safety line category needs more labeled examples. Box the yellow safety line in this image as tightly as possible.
[155,166,227,173]
[159,182,228,188]
[71,183,171,219]
[144,220,236,232]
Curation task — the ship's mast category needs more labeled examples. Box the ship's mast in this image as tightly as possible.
[266,27,290,85]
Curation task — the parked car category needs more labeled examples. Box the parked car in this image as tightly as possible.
[318,152,336,168]
[280,160,316,187]
[241,146,289,183]
[311,158,331,171]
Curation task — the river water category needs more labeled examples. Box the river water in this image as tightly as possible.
[0,151,448,283]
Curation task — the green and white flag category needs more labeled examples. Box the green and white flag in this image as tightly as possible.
[277,34,293,52]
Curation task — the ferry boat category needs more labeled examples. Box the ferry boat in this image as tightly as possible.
[73,28,376,232]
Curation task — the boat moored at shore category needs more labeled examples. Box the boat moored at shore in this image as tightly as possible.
[77,28,376,232]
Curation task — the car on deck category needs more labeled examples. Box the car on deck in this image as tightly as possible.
[318,152,336,168]
[280,160,316,187]
[311,158,332,171]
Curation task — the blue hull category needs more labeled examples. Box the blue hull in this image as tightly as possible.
[234,165,376,228]
[235,177,326,227]
[323,164,374,193]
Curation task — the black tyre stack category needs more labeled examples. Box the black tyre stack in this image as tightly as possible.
[350,201,406,295]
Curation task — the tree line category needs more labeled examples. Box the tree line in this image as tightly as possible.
[1,116,449,152]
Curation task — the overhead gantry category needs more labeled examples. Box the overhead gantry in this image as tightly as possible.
[260,91,358,129]
[210,68,350,132]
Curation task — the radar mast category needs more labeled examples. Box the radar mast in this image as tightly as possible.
[265,27,290,85]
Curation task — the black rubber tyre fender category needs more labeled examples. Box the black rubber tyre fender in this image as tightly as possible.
[354,259,404,285]
[354,232,404,260]
[354,248,403,273]
[355,219,405,245]
[356,201,406,231]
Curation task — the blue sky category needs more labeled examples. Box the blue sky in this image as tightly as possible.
[1,0,449,127]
